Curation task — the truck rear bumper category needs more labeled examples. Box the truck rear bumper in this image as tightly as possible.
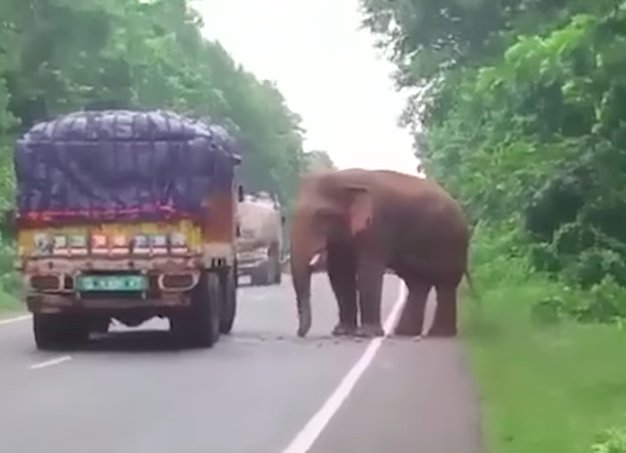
[26,292,190,316]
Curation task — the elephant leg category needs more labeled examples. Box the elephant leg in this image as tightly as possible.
[355,256,385,338]
[429,283,459,337]
[326,242,358,336]
[393,279,431,337]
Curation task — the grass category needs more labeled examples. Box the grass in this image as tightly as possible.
[0,287,20,315]
[461,277,626,453]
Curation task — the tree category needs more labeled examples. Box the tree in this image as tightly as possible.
[360,0,626,287]
[303,150,336,172]
[0,0,306,216]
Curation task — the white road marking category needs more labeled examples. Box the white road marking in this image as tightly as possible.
[0,314,31,326]
[29,355,72,370]
[281,281,408,453]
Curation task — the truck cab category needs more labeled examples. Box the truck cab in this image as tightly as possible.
[12,110,243,350]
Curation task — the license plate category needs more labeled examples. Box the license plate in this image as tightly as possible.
[76,275,147,292]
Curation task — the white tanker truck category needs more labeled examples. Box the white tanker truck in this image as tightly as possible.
[236,191,285,286]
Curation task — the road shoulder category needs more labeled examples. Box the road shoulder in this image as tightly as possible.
[309,336,484,453]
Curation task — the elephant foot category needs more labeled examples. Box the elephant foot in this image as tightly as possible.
[393,322,422,337]
[428,324,457,337]
[355,323,385,338]
[331,323,357,337]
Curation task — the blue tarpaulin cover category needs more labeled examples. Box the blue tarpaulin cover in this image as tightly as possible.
[14,110,240,225]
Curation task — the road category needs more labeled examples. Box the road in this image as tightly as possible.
[0,274,483,453]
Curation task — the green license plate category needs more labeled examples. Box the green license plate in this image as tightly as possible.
[76,275,147,292]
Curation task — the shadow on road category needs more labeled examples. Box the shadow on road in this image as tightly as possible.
[75,329,188,354]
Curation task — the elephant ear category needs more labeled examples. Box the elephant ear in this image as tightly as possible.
[343,185,372,236]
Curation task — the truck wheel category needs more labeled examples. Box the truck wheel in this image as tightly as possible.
[33,313,89,351]
[275,264,282,284]
[273,255,282,285]
[172,271,221,348]
[219,267,237,334]
[251,262,272,286]
[192,271,221,347]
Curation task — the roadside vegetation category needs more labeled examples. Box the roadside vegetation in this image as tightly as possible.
[0,0,334,314]
[361,0,626,451]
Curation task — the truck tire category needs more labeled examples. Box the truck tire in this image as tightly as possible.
[271,251,282,285]
[258,247,282,286]
[171,271,221,348]
[275,263,282,284]
[219,267,237,334]
[251,262,272,286]
[33,313,89,351]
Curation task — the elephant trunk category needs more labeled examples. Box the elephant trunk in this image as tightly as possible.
[290,236,324,338]
[291,254,312,337]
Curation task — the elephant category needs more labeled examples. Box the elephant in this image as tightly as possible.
[288,168,470,339]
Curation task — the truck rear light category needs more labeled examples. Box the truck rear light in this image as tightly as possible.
[29,274,62,291]
[159,272,198,291]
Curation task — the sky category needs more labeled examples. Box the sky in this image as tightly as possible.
[193,0,420,173]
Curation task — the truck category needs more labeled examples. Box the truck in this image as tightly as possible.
[10,109,244,350]
[236,192,284,286]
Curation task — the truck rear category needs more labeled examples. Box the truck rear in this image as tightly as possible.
[236,192,284,286]
[12,110,243,350]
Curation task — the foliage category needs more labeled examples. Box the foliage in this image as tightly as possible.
[302,150,337,173]
[360,0,626,310]
[0,0,308,214]
[361,1,626,448]
[592,425,626,453]
[460,224,626,453]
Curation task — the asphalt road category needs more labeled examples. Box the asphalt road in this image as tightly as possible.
[0,274,483,453]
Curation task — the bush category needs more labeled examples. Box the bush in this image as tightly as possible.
[467,222,626,327]
[463,224,626,453]
[592,425,626,453]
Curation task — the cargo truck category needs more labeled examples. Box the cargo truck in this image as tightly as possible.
[236,192,284,286]
[10,109,243,350]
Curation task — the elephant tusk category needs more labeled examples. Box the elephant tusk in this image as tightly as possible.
[309,253,321,267]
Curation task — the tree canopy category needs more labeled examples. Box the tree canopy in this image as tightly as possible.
[303,150,337,173]
[361,0,626,289]
[0,0,311,211]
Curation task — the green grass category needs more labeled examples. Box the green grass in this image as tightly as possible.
[0,288,20,315]
[462,278,626,453]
